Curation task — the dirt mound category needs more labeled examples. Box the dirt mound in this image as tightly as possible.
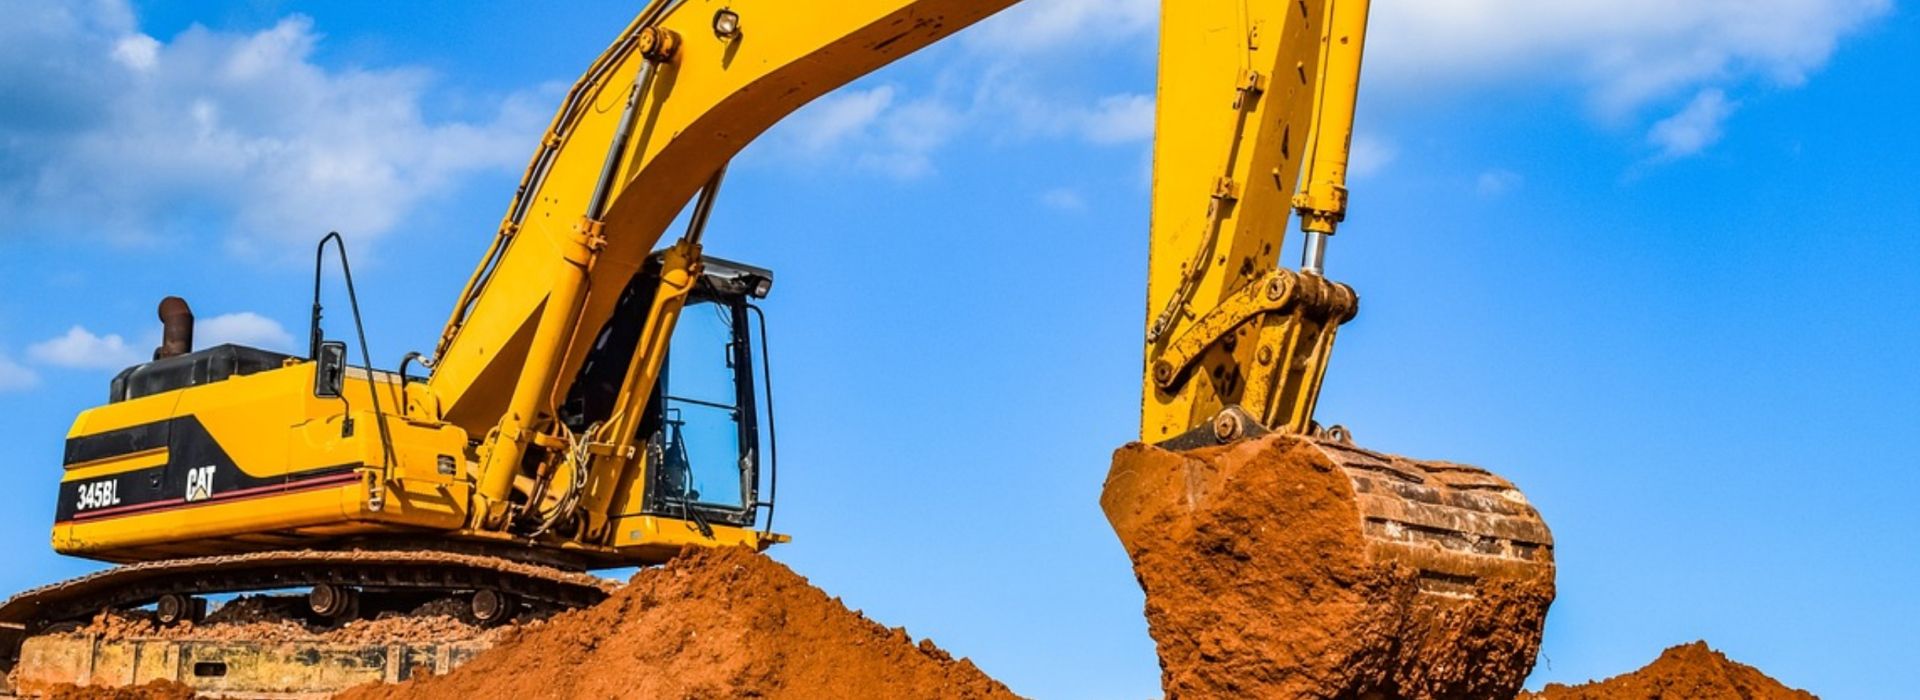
[60,596,509,645]
[1525,642,1817,699]
[1102,434,1554,699]
[333,546,1020,700]
[28,680,196,699]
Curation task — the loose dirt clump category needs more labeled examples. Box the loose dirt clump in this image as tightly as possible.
[1525,642,1817,699]
[60,596,511,645]
[27,679,197,699]
[333,546,1020,700]
[1102,434,1555,699]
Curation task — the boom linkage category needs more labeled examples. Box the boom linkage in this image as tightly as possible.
[1140,0,1374,445]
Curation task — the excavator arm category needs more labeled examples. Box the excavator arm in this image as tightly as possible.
[1142,0,1369,445]
[424,0,1384,538]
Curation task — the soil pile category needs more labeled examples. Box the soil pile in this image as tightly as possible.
[1102,434,1555,699]
[29,680,196,699]
[333,546,1020,700]
[61,596,507,645]
[1525,642,1817,699]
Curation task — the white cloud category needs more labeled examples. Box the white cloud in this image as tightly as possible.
[966,0,1156,53]
[971,0,1889,121]
[861,98,963,178]
[110,33,158,71]
[958,68,1156,147]
[29,326,145,370]
[764,1,1160,179]
[18,311,292,375]
[1369,0,1890,118]
[775,85,962,179]
[1081,94,1155,145]
[733,0,1894,179]
[198,312,296,352]
[949,0,1890,167]
[770,82,1151,179]
[0,2,546,254]
[1040,188,1086,212]
[1349,135,1398,180]
[786,86,897,155]
[1648,90,1739,160]
[0,353,37,392]
[1476,169,1524,197]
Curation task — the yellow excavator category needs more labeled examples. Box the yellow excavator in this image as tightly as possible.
[3,0,1554,696]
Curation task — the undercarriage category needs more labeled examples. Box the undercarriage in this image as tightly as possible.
[0,549,616,697]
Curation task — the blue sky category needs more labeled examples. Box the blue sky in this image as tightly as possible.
[2,1,1915,697]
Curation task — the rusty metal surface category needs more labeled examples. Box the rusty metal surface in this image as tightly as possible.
[156,296,194,359]
[1308,438,1556,592]
[12,634,492,699]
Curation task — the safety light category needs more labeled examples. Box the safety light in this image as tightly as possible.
[713,9,741,39]
[701,257,776,299]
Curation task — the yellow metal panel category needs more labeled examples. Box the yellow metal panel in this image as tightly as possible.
[54,362,473,560]
[67,386,181,443]
[1144,0,1328,439]
[1142,0,1372,441]
[610,514,777,557]
[62,448,168,482]
[170,370,298,479]
[57,484,364,557]
[56,476,472,559]
[1293,0,1373,234]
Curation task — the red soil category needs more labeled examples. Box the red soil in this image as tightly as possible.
[332,546,1019,700]
[1102,434,1555,699]
[29,680,196,699]
[1525,642,1817,699]
[63,596,504,645]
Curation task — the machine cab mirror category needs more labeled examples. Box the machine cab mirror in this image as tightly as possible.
[314,341,348,398]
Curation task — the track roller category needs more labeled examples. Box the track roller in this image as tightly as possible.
[153,593,205,626]
[307,583,361,620]
[470,589,518,626]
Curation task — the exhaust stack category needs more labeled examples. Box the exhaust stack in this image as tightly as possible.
[155,297,194,360]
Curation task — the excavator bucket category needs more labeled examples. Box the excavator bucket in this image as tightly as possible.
[1102,433,1555,699]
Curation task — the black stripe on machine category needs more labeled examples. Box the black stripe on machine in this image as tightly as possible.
[57,416,361,523]
[64,419,174,466]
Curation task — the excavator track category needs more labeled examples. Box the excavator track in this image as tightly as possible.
[0,550,618,672]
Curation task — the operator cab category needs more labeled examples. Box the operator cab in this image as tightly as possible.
[562,255,776,532]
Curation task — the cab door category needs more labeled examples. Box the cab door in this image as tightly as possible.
[649,295,761,528]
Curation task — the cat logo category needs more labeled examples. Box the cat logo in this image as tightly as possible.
[185,465,216,502]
